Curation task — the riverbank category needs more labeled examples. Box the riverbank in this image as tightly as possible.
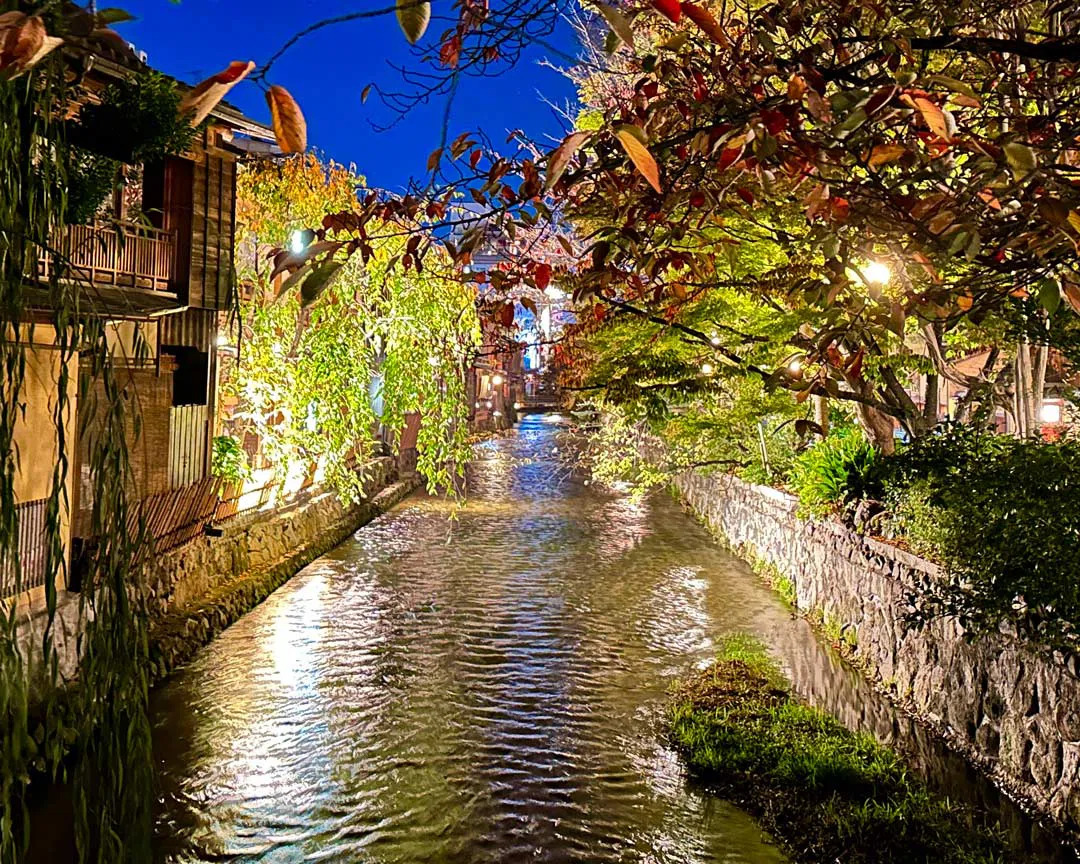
[670,637,1022,863]
[146,464,420,684]
[672,466,1080,842]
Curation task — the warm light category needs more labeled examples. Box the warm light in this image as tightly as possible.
[289,230,307,255]
[493,411,502,418]
[492,374,504,386]
[701,362,715,376]
[474,401,481,408]
[1041,402,1062,424]
[486,400,493,409]
[514,402,522,410]
[862,260,891,285]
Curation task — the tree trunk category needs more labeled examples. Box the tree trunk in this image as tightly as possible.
[1013,341,1048,437]
[813,395,829,436]
[853,402,896,454]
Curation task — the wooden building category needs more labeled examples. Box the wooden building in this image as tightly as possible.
[5,47,274,603]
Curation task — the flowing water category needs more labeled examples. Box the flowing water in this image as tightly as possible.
[149,414,1074,863]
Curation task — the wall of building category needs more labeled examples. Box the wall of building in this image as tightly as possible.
[15,339,76,505]
[75,360,174,538]
[673,468,1080,833]
[10,333,77,604]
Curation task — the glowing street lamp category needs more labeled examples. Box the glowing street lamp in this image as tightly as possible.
[289,228,315,255]
[492,374,504,386]
[861,260,891,286]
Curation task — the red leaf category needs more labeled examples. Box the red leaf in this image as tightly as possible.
[760,109,786,136]
[736,187,754,205]
[717,145,743,171]
[680,2,728,47]
[439,34,461,68]
[652,0,681,23]
[180,61,255,127]
[535,263,552,291]
[498,302,515,327]
[846,347,864,379]
[544,130,591,191]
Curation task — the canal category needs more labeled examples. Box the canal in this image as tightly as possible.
[149,414,1071,862]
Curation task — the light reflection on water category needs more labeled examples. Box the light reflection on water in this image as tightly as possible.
[150,415,1071,863]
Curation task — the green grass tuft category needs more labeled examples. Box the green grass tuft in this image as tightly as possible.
[669,637,1019,864]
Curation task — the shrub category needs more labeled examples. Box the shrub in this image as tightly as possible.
[884,433,1080,648]
[787,430,882,517]
[73,71,197,164]
[66,149,118,225]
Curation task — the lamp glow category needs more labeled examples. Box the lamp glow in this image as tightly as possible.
[492,374,504,386]
[862,260,891,285]
[1041,402,1062,424]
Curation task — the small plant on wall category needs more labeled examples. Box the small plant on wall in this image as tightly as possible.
[211,435,253,486]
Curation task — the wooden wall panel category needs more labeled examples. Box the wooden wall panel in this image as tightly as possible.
[188,143,237,312]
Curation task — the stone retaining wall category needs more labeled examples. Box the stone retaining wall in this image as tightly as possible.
[146,457,418,682]
[674,468,1080,832]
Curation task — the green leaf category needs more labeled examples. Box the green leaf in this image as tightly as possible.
[833,108,868,139]
[396,0,431,45]
[1038,277,1061,315]
[927,74,979,102]
[1004,142,1038,177]
[301,261,344,308]
[97,7,135,23]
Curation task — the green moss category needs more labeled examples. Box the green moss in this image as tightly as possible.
[668,637,1019,864]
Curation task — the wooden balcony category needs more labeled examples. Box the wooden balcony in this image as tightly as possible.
[39,219,176,295]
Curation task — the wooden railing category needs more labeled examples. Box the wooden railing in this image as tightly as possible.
[1,498,52,601]
[39,219,176,293]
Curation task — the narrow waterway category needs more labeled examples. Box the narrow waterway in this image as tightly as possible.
[150,414,1072,863]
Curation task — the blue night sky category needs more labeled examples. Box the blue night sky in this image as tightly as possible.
[120,1,581,192]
